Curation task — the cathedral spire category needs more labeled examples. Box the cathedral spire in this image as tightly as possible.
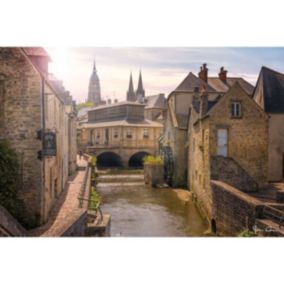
[136,70,145,102]
[88,59,101,104]
[93,59,97,71]
[127,72,136,102]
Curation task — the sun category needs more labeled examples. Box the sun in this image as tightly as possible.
[45,47,73,78]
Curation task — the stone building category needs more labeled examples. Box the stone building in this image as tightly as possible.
[188,83,268,221]
[144,93,166,122]
[87,60,101,104]
[0,47,77,225]
[253,66,284,182]
[160,64,254,186]
[77,101,163,168]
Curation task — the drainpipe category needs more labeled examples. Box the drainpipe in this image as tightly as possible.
[40,74,46,223]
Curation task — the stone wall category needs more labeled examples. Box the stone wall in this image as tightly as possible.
[211,180,264,235]
[144,164,164,186]
[210,156,258,192]
[189,83,268,224]
[267,114,284,181]
[208,84,268,188]
[0,48,43,222]
[0,205,27,236]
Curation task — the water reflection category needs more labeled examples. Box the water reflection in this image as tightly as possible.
[97,172,208,237]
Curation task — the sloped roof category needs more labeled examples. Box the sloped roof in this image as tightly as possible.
[80,119,163,128]
[144,93,166,109]
[174,72,216,92]
[23,47,51,61]
[192,99,218,114]
[226,78,254,95]
[207,78,229,92]
[253,66,284,113]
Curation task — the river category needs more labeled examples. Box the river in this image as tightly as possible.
[97,170,208,237]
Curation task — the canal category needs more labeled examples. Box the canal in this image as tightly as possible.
[97,170,208,237]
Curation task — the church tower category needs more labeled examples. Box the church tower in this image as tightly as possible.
[88,60,101,104]
[126,72,136,102]
[136,70,145,103]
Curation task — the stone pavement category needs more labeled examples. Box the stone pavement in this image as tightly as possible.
[29,156,88,236]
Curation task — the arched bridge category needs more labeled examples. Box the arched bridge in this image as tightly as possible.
[87,147,155,169]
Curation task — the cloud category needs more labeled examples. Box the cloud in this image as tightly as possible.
[46,47,284,103]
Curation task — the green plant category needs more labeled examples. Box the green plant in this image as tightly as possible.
[143,155,164,165]
[89,186,101,210]
[239,230,257,237]
[91,156,97,167]
[76,101,96,112]
[0,140,39,229]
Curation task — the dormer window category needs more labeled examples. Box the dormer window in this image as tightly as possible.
[231,102,242,118]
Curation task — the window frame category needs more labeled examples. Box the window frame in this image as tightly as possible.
[231,101,242,118]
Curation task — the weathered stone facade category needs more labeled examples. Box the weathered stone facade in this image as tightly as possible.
[253,66,284,182]
[188,83,268,221]
[0,48,77,225]
[161,65,254,187]
[78,102,163,168]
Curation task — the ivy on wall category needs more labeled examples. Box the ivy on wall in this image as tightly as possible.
[0,140,38,229]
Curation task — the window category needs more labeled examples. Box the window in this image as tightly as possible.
[113,129,119,139]
[231,102,242,118]
[143,128,149,139]
[217,128,228,157]
[126,128,132,138]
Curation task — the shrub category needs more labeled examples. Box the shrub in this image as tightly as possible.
[91,156,97,167]
[143,155,164,165]
[0,140,39,229]
[89,186,101,210]
[76,101,96,112]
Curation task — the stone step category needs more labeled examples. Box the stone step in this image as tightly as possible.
[97,182,145,188]
[97,174,145,183]
[255,219,284,236]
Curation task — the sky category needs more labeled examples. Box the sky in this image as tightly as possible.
[45,47,284,103]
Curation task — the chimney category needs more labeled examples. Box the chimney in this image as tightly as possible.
[198,63,208,83]
[199,86,208,118]
[107,98,112,104]
[219,66,227,83]
[114,99,118,103]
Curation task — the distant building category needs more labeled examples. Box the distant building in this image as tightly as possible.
[126,70,145,103]
[88,60,101,104]
[77,101,163,168]
[160,64,254,187]
[126,72,136,102]
[126,71,166,122]
[253,66,284,181]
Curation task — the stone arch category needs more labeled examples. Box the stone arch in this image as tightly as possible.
[97,151,123,169]
[211,219,217,234]
[128,151,150,168]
